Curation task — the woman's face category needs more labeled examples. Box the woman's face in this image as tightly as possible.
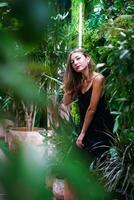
[70,52,90,72]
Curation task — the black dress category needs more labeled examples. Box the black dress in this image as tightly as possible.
[78,86,114,158]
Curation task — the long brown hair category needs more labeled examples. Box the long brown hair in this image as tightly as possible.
[63,48,95,96]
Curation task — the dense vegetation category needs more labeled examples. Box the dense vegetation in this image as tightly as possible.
[0,0,134,199]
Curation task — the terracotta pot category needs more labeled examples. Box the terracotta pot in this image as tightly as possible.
[8,127,45,152]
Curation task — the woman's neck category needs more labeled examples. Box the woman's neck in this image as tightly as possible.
[82,68,93,82]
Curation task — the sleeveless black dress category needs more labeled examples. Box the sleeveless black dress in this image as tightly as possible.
[78,86,114,158]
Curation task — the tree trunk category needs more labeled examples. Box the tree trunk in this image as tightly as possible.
[71,0,85,48]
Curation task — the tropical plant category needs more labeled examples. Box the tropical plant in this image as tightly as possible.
[0,0,65,131]
[94,135,134,199]
[99,15,134,138]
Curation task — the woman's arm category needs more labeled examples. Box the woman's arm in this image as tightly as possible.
[63,92,74,106]
[60,92,75,121]
[76,74,105,148]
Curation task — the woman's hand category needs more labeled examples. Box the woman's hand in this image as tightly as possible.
[76,132,85,148]
[59,103,70,121]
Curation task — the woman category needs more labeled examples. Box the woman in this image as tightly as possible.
[61,48,114,158]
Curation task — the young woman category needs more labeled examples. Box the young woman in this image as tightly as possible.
[61,48,114,158]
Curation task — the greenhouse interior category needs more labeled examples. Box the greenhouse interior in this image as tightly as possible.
[0,0,134,199]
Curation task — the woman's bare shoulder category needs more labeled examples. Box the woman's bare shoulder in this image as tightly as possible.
[92,72,105,86]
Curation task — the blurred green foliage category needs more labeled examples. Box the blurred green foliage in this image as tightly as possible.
[0,141,53,200]
[0,0,134,199]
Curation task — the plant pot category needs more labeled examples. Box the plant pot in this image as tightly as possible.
[8,127,45,152]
